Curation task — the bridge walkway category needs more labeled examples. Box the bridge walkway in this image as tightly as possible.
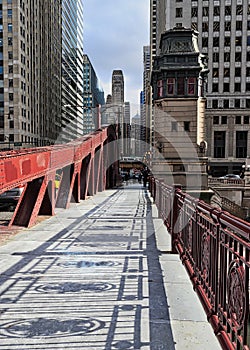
[0,183,221,349]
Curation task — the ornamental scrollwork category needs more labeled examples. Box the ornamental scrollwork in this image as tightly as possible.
[227,260,246,329]
[201,233,210,281]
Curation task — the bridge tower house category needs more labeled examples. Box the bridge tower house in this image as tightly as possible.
[151,27,209,194]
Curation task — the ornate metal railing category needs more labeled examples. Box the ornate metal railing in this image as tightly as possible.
[149,177,250,350]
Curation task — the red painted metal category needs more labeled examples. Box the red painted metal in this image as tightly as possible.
[0,125,118,228]
[149,177,250,350]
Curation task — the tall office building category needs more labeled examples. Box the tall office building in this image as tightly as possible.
[151,1,250,175]
[111,70,125,156]
[112,70,124,105]
[0,0,62,149]
[82,54,104,135]
[61,0,85,142]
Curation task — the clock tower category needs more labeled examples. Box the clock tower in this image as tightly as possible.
[151,27,209,194]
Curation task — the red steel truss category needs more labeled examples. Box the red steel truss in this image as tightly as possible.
[0,125,119,228]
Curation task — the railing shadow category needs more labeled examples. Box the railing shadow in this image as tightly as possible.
[0,186,175,349]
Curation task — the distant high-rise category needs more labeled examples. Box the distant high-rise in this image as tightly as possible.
[0,0,62,149]
[151,0,250,175]
[112,70,124,105]
[82,55,105,135]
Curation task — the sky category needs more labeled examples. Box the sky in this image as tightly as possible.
[83,0,150,116]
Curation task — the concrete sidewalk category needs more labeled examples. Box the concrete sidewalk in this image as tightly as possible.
[0,183,221,349]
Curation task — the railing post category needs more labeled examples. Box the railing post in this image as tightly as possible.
[171,184,182,254]
[157,178,164,219]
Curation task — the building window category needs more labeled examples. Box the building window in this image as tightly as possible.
[221,116,227,124]
[224,37,231,46]
[202,37,208,47]
[212,83,218,92]
[214,6,220,16]
[9,134,14,142]
[235,116,241,124]
[202,22,209,32]
[157,80,163,98]
[224,52,230,62]
[187,77,195,95]
[167,78,175,95]
[177,77,185,95]
[234,67,241,77]
[176,8,183,17]
[224,100,229,109]
[236,21,242,31]
[235,36,242,46]
[214,131,226,158]
[235,99,241,108]
[235,52,241,62]
[202,7,209,16]
[184,121,190,131]
[246,83,250,92]
[191,7,198,17]
[244,116,249,124]
[213,116,219,124]
[224,21,231,31]
[246,99,250,108]
[213,52,219,62]
[224,83,229,92]
[213,37,219,47]
[236,5,243,15]
[171,121,178,131]
[213,22,220,32]
[236,131,247,158]
[191,22,198,31]
[235,83,241,92]
[224,68,230,77]
[8,37,13,46]
[7,9,12,18]
[213,68,219,77]
[212,100,218,108]
[225,6,231,16]
[7,23,12,33]
[8,51,13,59]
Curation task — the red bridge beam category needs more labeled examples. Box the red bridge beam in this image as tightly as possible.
[0,125,119,228]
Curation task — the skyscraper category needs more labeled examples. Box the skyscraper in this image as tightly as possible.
[112,70,124,105]
[82,54,104,135]
[61,0,85,142]
[151,1,250,175]
[0,0,62,149]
